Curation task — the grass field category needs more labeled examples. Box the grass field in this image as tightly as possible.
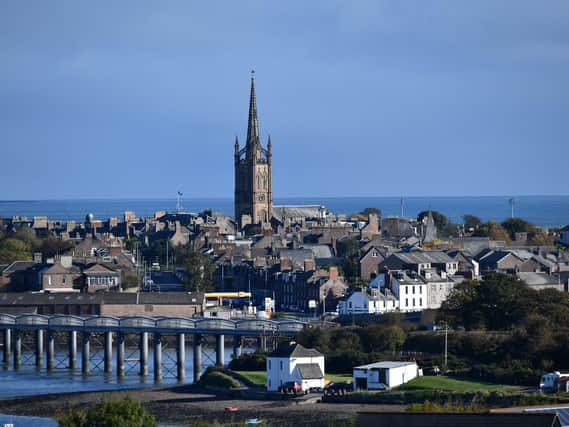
[234,371,353,386]
[397,376,522,392]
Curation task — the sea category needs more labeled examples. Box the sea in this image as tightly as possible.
[0,195,568,227]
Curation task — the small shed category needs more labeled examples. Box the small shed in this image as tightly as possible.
[353,361,418,390]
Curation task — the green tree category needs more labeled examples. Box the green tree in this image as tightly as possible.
[463,214,482,230]
[417,211,449,231]
[473,221,511,243]
[177,243,215,292]
[0,238,32,263]
[360,207,381,217]
[57,397,156,427]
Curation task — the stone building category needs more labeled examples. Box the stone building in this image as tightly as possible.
[234,73,273,229]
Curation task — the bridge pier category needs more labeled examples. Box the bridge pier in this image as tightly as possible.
[35,329,44,368]
[13,330,21,369]
[140,332,148,377]
[104,331,113,373]
[233,335,242,358]
[69,331,77,370]
[46,331,55,371]
[3,329,11,366]
[117,332,125,377]
[177,333,185,381]
[153,333,162,382]
[82,332,90,374]
[193,334,203,383]
[216,334,224,366]
[257,335,267,353]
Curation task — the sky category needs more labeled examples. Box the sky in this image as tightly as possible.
[1,1,568,200]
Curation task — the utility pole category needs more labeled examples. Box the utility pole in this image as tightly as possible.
[400,197,404,218]
[444,321,448,372]
[166,240,169,271]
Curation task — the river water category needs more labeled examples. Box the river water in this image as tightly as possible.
[0,347,242,426]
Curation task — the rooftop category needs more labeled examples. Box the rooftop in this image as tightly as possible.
[354,361,417,370]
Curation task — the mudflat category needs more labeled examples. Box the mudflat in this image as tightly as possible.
[0,384,405,426]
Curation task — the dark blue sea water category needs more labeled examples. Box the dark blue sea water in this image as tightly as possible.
[0,196,568,227]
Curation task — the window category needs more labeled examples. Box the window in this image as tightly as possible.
[280,361,283,370]
[405,298,408,307]
[48,275,52,286]
[269,360,272,369]
[420,298,423,306]
[420,286,423,294]
[412,286,415,294]
[405,286,408,294]
[413,298,415,306]
[62,275,66,284]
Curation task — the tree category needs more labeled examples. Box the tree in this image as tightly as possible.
[473,221,511,243]
[463,214,482,230]
[40,237,74,258]
[417,211,449,231]
[177,243,215,292]
[57,397,156,427]
[0,238,32,263]
[360,207,381,217]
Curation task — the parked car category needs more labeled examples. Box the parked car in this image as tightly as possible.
[324,381,353,396]
[279,381,304,395]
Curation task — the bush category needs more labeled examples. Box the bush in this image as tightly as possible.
[199,370,241,389]
[228,352,266,371]
[57,397,156,427]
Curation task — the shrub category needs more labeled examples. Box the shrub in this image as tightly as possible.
[199,370,241,389]
[228,352,266,371]
[57,396,156,427]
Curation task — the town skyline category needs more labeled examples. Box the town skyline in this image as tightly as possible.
[1,1,568,200]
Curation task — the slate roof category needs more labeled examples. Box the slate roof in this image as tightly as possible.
[273,205,323,220]
[83,264,119,275]
[301,244,333,259]
[2,261,36,274]
[0,292,204,306]
[297,363,324,379]
[268,343,323,358]
[517,272,561,286]
[392,251,453,265]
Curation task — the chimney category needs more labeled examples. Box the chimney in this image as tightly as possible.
[280,256,292,271]
[304,258,315,272]
[329,266,338,280]
[33,252,43,264]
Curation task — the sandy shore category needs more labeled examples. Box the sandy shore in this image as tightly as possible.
[0,384,405,426]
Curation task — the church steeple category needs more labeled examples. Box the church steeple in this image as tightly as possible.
[246,70,260,150]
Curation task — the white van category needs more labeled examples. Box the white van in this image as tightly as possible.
[539,371,569,391]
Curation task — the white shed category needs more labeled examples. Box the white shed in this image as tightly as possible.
[266,342,325,392]
[353,361,418,390]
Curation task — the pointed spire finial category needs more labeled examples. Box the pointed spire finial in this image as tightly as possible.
[246,70,260,150]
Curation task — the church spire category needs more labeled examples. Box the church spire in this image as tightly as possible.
[246,70,260,150]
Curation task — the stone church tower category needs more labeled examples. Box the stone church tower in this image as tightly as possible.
[234,74,273,229]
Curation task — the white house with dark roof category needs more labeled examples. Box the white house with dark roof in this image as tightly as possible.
[266,342,325,392]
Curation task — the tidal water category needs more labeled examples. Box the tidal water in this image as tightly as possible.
[0,347,237,398]
[0,195,568,227]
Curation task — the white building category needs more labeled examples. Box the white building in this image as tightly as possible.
[353,361,419,390]
[266,342,325,392]
[421,268,459,309]
[390,271,428,312]
[337,289,398,315]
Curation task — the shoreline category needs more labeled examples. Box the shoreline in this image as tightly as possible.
[0,383,405,426]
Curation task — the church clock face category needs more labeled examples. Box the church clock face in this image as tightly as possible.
[257,194,266,202]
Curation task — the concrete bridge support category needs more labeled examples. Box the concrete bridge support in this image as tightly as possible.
[35,329,44,368]
[3,329,11,366]
[68,331,77,370]
[140,332,148,377]
[104,331,113,374]
[233,335,243,359]
[117,332,125,377]
[153,333,162,382]
[193,334,203,383]
[13,331,21,369]
[257,335,267,353]
[216,334,225,366]
[177,333,185,381]
[82,333,90,374]
[46,331,55,371]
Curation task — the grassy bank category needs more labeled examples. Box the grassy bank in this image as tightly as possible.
[398,376,522,393]
[234,371,352,387]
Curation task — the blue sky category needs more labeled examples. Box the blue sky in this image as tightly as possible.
[1,1,568,199]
